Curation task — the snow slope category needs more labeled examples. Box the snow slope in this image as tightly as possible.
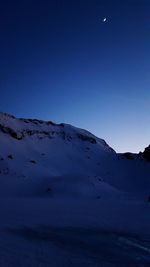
[0,112,150,197]
[0,112,117,197]
[0,112,150,266]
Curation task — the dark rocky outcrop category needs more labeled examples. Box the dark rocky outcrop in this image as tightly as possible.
[142,145,150,162]
[123,152,135,160]
[77,133,97,144]
[30,160,36,164]
[0,124,23,140]
[7,155,13,159]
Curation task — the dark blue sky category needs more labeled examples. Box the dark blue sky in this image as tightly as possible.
[0,0,149,152]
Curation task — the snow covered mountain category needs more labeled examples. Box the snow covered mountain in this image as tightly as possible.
[0,112,150,197]
[1,112,150,267]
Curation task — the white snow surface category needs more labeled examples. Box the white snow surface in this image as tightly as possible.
[0,112,150,266]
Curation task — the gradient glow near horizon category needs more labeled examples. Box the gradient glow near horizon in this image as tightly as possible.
[0,0,149,153]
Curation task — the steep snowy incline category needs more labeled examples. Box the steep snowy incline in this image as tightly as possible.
[0,112,118,196]
[0,112,150,197]
[0,112,114,151]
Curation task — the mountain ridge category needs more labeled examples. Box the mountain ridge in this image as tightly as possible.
[0,111,150,197]
[0,112,115,153]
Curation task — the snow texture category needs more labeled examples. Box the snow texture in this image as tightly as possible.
[0,112,150,266]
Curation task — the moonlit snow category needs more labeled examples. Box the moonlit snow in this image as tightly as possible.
[0,112,150,266]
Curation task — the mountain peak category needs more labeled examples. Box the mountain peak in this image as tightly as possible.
[0,112,115,153]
